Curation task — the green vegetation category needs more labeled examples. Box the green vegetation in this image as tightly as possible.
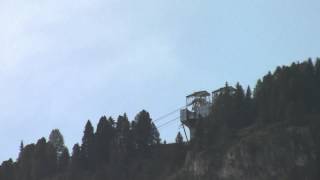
[1,58,320,180]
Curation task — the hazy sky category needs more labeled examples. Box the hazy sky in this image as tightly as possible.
[0,0,320,161]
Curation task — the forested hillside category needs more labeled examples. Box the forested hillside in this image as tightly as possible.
[192,58,320,148]
[1,58,320,180]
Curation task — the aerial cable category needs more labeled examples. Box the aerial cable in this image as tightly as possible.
[153,106,184,123]
[157,122,179,130]
[157,116,180,129]
[157,117,180,129]
[157,121,179,130]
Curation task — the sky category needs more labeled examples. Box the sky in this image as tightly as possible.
[0,0,320,162]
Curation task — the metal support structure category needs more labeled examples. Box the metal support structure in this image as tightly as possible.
[182,124,189,142]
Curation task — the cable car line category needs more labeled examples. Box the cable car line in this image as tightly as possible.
[157,116,180,129]
[152,106,184,123]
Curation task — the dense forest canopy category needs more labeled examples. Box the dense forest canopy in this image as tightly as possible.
[1,58,320,180]
[192,58,320,150]
[214,58,320,127]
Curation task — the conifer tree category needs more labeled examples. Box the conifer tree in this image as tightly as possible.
[81,120,95,170]
[95,116,114,165]
[70,143,82,172]
[58,148,70,172]
[116,114,130,147]
[17,144,36,180]
[151,122,161,145]
[49,129,66,158]
[20,141,24,152]
[244,86,254,126]
[0,159,15,180]
[133,110,156,152]
[175,132,184,144]
[315,59,320,111]
[32,138,57,180]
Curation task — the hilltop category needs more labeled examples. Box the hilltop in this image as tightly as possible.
[1,58,320,180]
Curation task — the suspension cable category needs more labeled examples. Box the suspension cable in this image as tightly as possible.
[157,116,180,129]
[152,106,184,123]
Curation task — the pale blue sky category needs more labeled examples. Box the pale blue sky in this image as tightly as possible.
[0,0,320,161]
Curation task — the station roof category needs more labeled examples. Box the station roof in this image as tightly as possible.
[186,91,210,98]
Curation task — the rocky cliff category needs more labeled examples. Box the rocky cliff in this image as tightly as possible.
[169,118,320,180]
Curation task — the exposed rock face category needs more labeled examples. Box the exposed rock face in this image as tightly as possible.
[173,122,320,180]
[185,152,209,177]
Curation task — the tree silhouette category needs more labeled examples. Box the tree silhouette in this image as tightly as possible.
[2,58,320,180]
[0,159,15,180]
[133,110,156,153]
[49,129,66,158]
[70,143,82,172]
[175,132,184,144]
[95,116,113,165]
[57,148,70,173]
[81,120,95,171]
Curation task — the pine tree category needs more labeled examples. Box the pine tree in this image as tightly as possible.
[49,129,66,158]
[95,116,114,165]
[151,123,161,145]
[17,140,24,162]
[244,86,254,126]
[314,59,320,111]
[70,143,82,172]
[175,132,184,144]
[245,86,252,100]
[32,138,57,180]
[234,83,245,128]
[57,148,70,173]
[116,114,130,148]
[133,110,155,153]
[20,141,24,152]
[17,144,36,180]
[0,159,15,180]
[81,120,95,171]
[45,142,58,177]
